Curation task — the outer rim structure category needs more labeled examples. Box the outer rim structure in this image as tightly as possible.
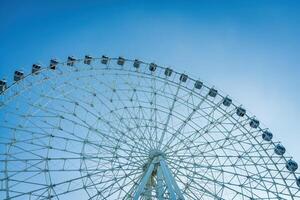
[0,55,299,199]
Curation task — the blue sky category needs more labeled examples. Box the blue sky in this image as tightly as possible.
[0,0,299,162]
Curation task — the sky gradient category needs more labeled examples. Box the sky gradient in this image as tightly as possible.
[0,0,299,162]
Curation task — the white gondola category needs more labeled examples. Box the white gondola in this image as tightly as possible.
[101,55,109,64]
[50,59,58,70]
[274,144,286,155]
[14,71,24,82]
[250,118,260,129]
[133,59,141,68]
[262,131,273,141]
[208,88,218,97]
[297,177,300,187]
[84,55,92,65]
[1,55,300,199]
[149,63,157,72]
[180,74,188,82]
[0,80,7,92]
[67,56,76,66]
[164,68,172,77]
[194,80,203,89]
[32,64,41,74]
[223,97,232,107]
[236,107,246,117]
[286,160,298,172]
[117,57,125,66]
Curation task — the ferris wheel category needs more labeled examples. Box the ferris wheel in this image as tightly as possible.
[0,55,299,200]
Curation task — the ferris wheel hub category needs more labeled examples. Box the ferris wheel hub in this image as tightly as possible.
[1,55,299,199]
[149,149,165,160]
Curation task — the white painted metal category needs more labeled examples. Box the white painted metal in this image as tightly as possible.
[0,56,299,200]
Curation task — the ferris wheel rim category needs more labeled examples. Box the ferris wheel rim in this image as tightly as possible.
[0,55,299,199]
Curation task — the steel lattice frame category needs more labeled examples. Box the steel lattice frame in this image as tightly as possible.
[0,56,299,199]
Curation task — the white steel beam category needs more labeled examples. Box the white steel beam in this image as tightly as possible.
[133,162,155,200]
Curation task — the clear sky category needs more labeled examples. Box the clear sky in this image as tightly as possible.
[0,0,299,162]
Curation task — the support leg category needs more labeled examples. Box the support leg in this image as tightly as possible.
[160,158,185,200]
[156,166,164,200]
[133,162,155,200]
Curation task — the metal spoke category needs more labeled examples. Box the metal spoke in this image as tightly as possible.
[0,56,299,200]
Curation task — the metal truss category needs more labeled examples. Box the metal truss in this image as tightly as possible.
[0,56,299,199]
